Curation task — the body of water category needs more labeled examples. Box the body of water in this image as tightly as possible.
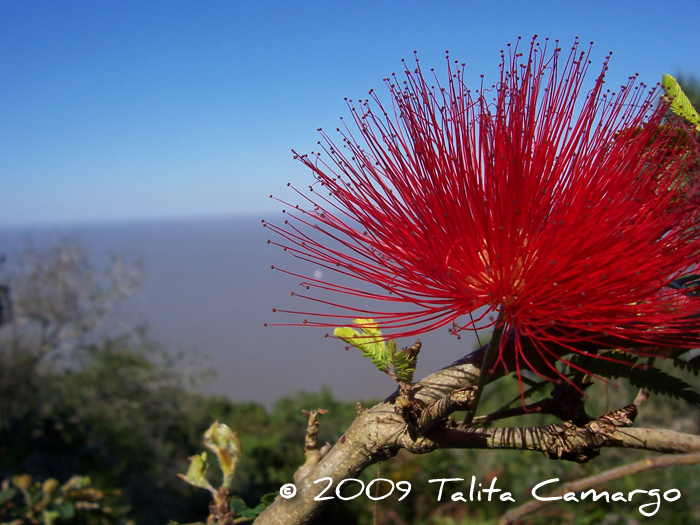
[0,215,478,405]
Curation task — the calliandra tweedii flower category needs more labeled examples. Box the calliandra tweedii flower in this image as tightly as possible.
[264,37,700,385]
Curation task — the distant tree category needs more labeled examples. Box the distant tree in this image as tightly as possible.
[0,241,211,524]
[0,241,142,429]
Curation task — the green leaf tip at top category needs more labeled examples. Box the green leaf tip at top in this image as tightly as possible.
[177,451,215,492]
[204,420,242,489]
[334,318,392,370]
[334,318,416,382]
[663,74,700,131]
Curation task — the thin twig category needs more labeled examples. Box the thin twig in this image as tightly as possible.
[498,452,700,524]
[463,316,505,425]
[293,408,329,484]
[633,388,650,407]
[494,378,555,412]
[470,398,550,426]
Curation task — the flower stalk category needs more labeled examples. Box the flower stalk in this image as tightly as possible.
[464,313,506,425]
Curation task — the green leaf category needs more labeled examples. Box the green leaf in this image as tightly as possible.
[570,351,700,408]
[42,509,60,525]
[56,501,75,519]
[60,476,90,492]
[516,375,540,388]
[259,492,277,507]
[391,348,416,382]
[666,274,700,297]
[41,478,59,496]
[203,421,242,489]
[230,497,249,514]
[12,473,32,491]
[334,319,418,381]
[672,354,700,377]
[230,495,266,519]
[250,502,266,514]
[177,452,214,491]
[334,319,391,371]
[663,74,700,130]
[0,487,17,506]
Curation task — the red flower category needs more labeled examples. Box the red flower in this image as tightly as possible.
[264,37,700,384]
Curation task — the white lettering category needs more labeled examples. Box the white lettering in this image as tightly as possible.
[563,492,579,502]
[451,492,466,502]
[429,478,463,502]
[612,492,627,502]
[531,478,561,501]
[580,489,609,502]
[501,492,515,502]
[628,489,648,501]
[638,489,661,517]
[664,489,681,502]
[482,477,502,502]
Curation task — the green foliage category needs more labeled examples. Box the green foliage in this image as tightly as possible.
[334,319,392,370]
[0,474,132,525]
[178,452,214,492]
[672,354,700,377]
[203,422,242,490]
[229,493,276,520]
[498,375,552,409]
[334,319,416,381]
[663,74,700,130]
[5,237,700,524]
[0,330,222,524]
[167,493,274,525]
[0,241,216,524]
[176,421,272,524]
[177,421,243,493]
[569,351,700,408]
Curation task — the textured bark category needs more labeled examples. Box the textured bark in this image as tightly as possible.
[254,337,700,524]
[254,351,484,524]
[293,409,330,485]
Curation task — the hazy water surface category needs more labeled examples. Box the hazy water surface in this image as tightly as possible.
[0,216,478,405]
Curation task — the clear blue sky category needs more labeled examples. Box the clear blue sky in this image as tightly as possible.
[2,0,699,227]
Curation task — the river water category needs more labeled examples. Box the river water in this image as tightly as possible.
[0,215,479,405]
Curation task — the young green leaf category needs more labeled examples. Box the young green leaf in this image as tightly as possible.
[177,452,215,492]
[663,74,700,131]
[203,420,242,489]
[334,319,417,381]
[334,319,391,371]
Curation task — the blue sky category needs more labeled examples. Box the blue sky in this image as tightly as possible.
[1,0,699,227]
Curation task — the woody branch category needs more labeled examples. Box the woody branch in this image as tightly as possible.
[255,333,700,525]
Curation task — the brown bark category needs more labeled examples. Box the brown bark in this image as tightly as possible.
[254,337,700,524]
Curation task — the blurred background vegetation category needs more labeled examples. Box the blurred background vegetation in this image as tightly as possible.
[1,240,700,525]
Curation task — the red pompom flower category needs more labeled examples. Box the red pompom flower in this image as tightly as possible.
[265,37,700,385]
